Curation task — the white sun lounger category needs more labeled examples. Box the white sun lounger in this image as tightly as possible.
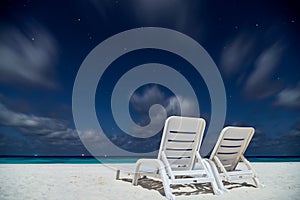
[116,116,223,200]
[209,126,263,188]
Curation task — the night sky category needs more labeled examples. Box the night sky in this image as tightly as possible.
[0,0,299,157]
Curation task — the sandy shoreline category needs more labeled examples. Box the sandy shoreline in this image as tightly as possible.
[1,162,300,200]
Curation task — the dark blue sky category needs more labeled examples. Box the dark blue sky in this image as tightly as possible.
[0,0,299,156]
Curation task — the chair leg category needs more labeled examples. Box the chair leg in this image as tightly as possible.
[116,169,120,180]
[203,159,226,195]
[132,159,175,199]
[132,172,139,186]
[253,177,264,188]
[159,168,175,200]
[132,164,140,185]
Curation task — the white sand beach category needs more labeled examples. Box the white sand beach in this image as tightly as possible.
[0,162,300,200]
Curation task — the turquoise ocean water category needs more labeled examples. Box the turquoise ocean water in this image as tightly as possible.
[0,156,300,164]
[0,156,138,164]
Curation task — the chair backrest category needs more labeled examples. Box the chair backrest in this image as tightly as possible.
[158,116,206,171]
[209,126,255,171]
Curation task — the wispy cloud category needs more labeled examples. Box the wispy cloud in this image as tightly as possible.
[272,119,300,156]
[0,101,149,156]
[87,0,113,21]
[130,85,166,114]
[76,129,124,156]
[218,25,299,155]
[131,0,206,37]
[274,82,300,110]
[220,26,287,99]
[132,0,187,25]
[129,85,167,138]
[130,85,198,117]
[220,32,256,77]
[129,85,199,137]
[244,41,284,98]
[0,100,105,155]
[0,102,75,143]
[166,96,199,117]
[0,100,94,155]
[0,21,58,88]
[87,0,205,38]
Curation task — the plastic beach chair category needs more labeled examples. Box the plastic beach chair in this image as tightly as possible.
[116,116,224,200]
[209,126,263,188]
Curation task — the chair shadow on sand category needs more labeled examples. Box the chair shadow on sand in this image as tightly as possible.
[223,181,256,190]
[120,177,256,197]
